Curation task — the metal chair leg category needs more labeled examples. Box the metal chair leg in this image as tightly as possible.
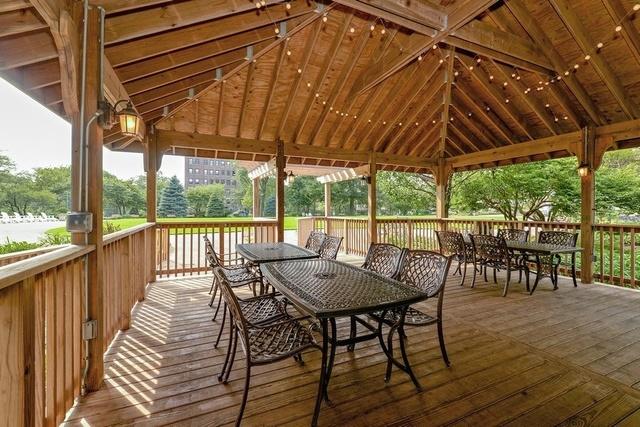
[209,280,218,307]
[503,268,511,297]
[218,322,234,381]
[385,323,397,382]
[398,322,421,391]
[212,291,223,320]
[214,303,227,348]
[471,262,477,288]
[347,316,357,352]
[235,363,251,427]
[461,260,468,286]
[437,318,450,367]
[223,327,239,384]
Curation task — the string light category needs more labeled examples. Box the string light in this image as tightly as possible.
[380,27,386,35]
[286,50,291,56]
[370,24,375,31]
[286,2,291,10]
[350,27,355,33]
[322,14,328,22]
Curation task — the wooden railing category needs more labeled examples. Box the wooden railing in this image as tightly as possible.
[155,220,278,277]
[0,244,93,425]
[298,217,640,288]
[0,222,155,424]
[0,244,66,267]
[102,223,156,350]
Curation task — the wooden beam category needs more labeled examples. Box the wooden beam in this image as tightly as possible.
[449,122,481,152]
[450,104,497,149]
[237,60,255,137]
[252,177,261,217]
[258,42,288,139]
[0,0,30,13]
[104,0,287,45]
[505,0,601,126]
[602,0,640,68]
[292,13,354,143]
[0,8,48,38]
[549,0,640,119]
[439,51,454,156]
[384,79,445,154]
[373,55,441,151]
[447,19,553,71]
[580,127,595,283]
[276,20,323,139]
[105,2,315,66]
[452,86,513,146]
[310,20,373,147]
[316,165,370,184]
[0,31,57,71]
[145,131,157,283]
[154,129,436,169]
[324,182,332,217]
[368,152,377,245]
[456,54,532,140]
[332,0,445,35]
[492,60,561,135]
[434,158,451,218]
[275,140,285,242]
[406,106,443,156]
[247,159,277,180]
[352,0,497,94]
[448,131,582,169]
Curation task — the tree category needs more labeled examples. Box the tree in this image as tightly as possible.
[33,166,72,214]
[331,179,368,216]
[103,172,145,216]
[206,191,226,217]
[263,195,276,217]
[158,176,187,217]
[187,184,223,216]
[285,176,324,216]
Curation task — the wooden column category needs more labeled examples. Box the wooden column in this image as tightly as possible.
[580,168,595,284]
[145,131,157,284]
[324,182,332,217]
[252,178,261,218]
[84,8,104,392]
[275,140,285,242]
[368,153,377,245]
[434,159,450,220]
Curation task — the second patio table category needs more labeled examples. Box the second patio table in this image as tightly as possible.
[236,242,319,264]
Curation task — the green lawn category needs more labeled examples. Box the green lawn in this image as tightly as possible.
[46,216,301,237]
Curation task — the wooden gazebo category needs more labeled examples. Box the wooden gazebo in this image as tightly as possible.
[3,0,640,424]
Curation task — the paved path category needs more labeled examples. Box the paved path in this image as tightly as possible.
[0,220,64,243]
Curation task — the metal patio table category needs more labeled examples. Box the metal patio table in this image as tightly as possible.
[236,242,319,264]
[261,258,429,427]
[463,236,582,294]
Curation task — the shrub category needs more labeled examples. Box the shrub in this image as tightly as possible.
[0,238,40,255]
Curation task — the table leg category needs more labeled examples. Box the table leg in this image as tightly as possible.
[323,318,338,402]
[551,257,558,290]
[397,307,421,390]
[530,255,542,295]
[312,318,329,427]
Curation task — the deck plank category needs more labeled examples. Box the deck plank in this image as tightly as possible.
[64,260,640,426]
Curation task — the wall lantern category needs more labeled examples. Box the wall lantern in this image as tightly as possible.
[284,170,295,186]
[117,101,141,138]
[577,163,590,177]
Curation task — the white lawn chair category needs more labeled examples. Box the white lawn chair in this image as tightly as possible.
[26,213,37,222]
[1,212,12,223]
[41,212,56,221]
[39,213,49,222]
[13,212,24,223]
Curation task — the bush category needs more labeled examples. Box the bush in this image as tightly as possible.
[0,238,40,254]
[104,221,122,235]
[38,233,71,246]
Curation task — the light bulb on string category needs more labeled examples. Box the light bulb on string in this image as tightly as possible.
[285,2,291,10]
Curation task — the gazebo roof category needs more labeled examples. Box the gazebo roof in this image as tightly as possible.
[3,0,640,172]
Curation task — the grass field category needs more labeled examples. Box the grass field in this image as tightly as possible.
[46,216,301,237]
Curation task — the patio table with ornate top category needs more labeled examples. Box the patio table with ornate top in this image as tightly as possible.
[261,258,429,427]
[236,242,319,264]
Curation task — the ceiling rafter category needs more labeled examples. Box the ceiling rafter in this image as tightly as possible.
[237,60,256,137]
[258,42,289,139]
[292,12,354,143]
[450,104,497,149]
[409,115,443,157]
[452,83,514,146]
[456,54,532,140]
[309,19,374,147]
[275,20,323,139]
[601,0,640,68]
[354,61,423,151]
[402,105,444,156]
[504,0,602,125]
[548,0,640,119]
[104,0,288,45]
[373,55,441,152]
[350,0,497,94]
[449,121,481,152]
[105,2,315,67]
[491,60,561,135]
[384,80,445,153]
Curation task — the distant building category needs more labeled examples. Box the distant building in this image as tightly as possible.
[184,157,240,212]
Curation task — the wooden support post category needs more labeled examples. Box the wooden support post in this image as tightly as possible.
[252,178,261,218]
[368,153,377,245]
[84,8,104,392]
[145,131,157,284]
[580,168,595,284]
[275,140,285,242]
[324,182,332,217]
[434,159,451,221]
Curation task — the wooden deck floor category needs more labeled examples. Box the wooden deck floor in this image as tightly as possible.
[65,257,640,426]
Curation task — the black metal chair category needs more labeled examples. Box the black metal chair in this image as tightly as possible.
[318,235,343,260]
[348,243,406,351]
[204,236,262,338]
[305,230,326,253]
[213,267,320,427]
[470,234,530,296]
[369,250,452,385]
[436,230,475,286]
[497,228,529,242]
[529,231,579,293]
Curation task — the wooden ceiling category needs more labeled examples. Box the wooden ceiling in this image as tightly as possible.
[3,0,640,172]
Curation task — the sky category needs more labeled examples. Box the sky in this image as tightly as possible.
[0,77,185,182]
